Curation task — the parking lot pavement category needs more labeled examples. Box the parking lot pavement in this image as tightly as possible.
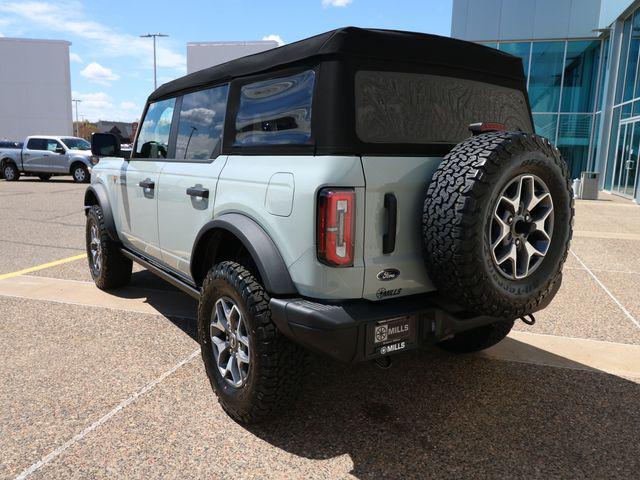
[1,181,639,479]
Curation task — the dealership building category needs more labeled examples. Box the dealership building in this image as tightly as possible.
[452,0,640,203]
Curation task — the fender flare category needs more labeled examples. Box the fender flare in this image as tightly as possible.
[84,183,119,242]
[191,213,297,296]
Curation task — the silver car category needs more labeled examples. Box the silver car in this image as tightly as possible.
[0,135,98,182]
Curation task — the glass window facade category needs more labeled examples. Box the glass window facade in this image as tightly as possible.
[482,39,603,179]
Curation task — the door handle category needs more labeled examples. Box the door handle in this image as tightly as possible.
[186,186,209,198]
[383,193,397,254]
[139,178,155,189]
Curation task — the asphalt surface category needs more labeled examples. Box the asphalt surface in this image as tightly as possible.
[1,177,639,479]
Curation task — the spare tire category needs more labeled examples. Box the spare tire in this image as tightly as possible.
[422,131,573,319]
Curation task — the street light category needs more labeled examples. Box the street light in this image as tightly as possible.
[140,33,169,90]
[72,99,82,136]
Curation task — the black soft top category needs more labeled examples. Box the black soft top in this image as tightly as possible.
[149,27,525,102]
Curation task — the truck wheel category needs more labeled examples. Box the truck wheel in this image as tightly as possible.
[198,261,307,424]
[72,164,90,183]
[437,320,514,353]
[3,163,19,181]
[85,205,132,289]
[422,132,573,319]
[38,174,52,181]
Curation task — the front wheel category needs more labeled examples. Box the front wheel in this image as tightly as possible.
[198,261,307,424]
[86,205,132,289]
[72,164,90,183]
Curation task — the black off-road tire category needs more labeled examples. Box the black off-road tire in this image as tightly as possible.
[198,261,308,424]
[72,164,90,183]
[3,162,20,181]
[38,174,52,181]
[437,320,514,353]
[422,132,573,319]
[85,205,132,289]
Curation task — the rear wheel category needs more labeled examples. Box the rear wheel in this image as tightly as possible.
[198,261,307,424]
[437,320,514,353]
[3,163,19,181]
[86,205,132,289]
[72,164,89,183]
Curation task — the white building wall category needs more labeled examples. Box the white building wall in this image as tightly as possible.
[187,41,279,74]
[0,38,73,141]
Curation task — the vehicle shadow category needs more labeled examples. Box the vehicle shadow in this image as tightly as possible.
[108,281,640,478]
[16,177,77,183]
[248,344,640,479]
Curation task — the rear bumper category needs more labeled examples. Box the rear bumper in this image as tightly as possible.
[269,293,503,362]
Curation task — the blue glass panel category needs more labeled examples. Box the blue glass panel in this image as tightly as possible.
[596,38,610,111]
[533,114,558,142]
[529,42,565,112]
[557,115,593,178]
[479,42,498,49]
[623,11,640,102]
[615,18,632,104]
[622,102,633,119]
[561,41,601,113]
[499,42,531,79]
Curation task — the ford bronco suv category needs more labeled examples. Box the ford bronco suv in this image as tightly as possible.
[85,28,573,424]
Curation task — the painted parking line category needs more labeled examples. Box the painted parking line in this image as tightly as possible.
[570,249,640,330]
[14,348,201,480]
[0,275,196,319]
[0,253,87,281]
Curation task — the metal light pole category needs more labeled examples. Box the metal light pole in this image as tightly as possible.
[72,99,82,136]
[140,33,169,90]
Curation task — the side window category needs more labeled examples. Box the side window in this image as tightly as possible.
[135,98,176,159]
[26,138,46,150]
[233,70,315,146]
[174,84,229,161]
[45,139,62,152]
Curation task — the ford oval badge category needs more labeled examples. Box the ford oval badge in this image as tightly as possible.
[377,268,400,281]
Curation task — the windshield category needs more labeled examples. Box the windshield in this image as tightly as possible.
[61,138,91,150]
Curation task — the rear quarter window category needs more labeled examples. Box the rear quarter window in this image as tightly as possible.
[233,70,315,146]
[355,71,532,145]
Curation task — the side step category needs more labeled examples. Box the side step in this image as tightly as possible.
[119,248,201,300]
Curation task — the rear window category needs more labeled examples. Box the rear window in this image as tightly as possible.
[233,70,315,146]
[355,71,532,145]
[26,138,47,150]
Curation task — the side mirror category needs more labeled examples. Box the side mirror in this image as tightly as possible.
[55,146,65,154]
[91,133,121,157]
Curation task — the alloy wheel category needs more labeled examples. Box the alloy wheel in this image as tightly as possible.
[489,174,554,280]
[4,166,15,180]
[210,296,251,388]
[89,223,102,272]
[74,167,86,182]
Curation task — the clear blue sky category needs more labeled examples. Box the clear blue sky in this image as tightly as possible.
[0,0,453,122]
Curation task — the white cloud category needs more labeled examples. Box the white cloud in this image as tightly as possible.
[72,91,141,122]
[0,1,186,71]
[262,34,284,46]
[80,62,119,86]
[322,0,353,7]
[69,52,83,63]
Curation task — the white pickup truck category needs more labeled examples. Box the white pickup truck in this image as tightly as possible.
[0,135,98,183]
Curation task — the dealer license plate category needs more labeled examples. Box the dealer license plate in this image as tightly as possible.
[366,316,417,357]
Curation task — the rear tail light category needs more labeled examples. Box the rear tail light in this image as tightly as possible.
[317,188,355,267]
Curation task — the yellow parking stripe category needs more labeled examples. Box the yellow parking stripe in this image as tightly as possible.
[0,253,87,281]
